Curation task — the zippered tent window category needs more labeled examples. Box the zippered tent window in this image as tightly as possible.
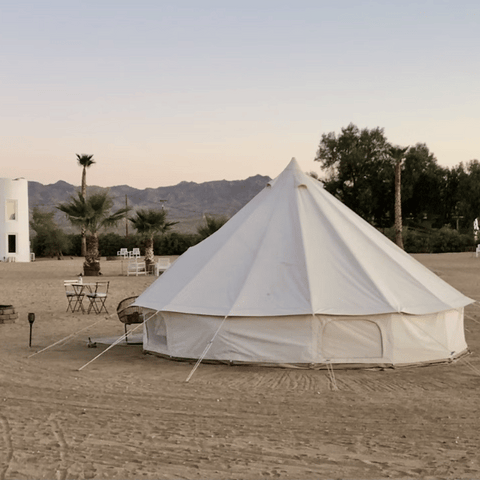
[322,319,383,359]
[151,313,167,347]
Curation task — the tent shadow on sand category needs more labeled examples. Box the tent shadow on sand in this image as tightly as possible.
[132,158,472,369]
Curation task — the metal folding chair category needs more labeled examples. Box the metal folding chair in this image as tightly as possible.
[86,282,110,314]
[64,280,84,313]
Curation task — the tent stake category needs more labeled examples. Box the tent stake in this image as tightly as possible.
[186,316,227,383]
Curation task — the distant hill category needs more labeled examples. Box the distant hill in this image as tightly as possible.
[28,174,271,234]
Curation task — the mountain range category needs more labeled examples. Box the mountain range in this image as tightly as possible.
[28,174,271,234]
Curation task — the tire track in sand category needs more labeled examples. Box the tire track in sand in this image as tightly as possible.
[0,413,13,480]
[48,413,70,480]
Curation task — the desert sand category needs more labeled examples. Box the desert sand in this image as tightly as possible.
[1,253,480,480]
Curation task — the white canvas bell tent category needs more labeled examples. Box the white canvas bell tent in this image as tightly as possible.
[134,158,472,367]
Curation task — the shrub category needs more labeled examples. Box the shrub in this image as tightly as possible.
[382,226,474,253]
[98,232,127,257]
[30,207,72,258]
[155,232,198,255]
[66,234,82,256]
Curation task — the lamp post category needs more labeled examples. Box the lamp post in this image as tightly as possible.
[28,313,35,347]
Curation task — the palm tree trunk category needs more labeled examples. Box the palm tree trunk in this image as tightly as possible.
[84,233,101,276]
[81,167,87,198]
[81,168,87,257]
[394,160,404,250]
[144,237,155,274]
[81,228,87,257]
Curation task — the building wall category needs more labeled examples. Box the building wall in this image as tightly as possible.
[0,178,30,262]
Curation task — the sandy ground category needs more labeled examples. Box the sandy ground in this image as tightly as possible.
[1,253,480,480]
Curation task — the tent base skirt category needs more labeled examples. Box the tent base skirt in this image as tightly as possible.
[143,309,469,367]
[143,348,470,370]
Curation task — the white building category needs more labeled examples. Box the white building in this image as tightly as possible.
[0,178,30,262]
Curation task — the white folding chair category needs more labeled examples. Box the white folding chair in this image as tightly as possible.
[127,257,147,276]
[155,257,171,276]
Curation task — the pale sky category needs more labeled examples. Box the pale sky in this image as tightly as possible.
[1,0,479,189]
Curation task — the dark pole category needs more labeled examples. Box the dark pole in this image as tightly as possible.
[28,313,35,347]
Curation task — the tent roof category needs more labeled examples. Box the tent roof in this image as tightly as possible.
[135,158,472,317]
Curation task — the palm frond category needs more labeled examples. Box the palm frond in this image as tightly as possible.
[101,207,131,229]
[76,154,95,168]
[129,208,177,238]
[57,191,129,234]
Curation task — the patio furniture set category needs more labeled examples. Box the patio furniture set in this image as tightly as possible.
[64,279,109,314]
[117,248,171,276]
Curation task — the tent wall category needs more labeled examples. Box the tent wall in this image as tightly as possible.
[143,308,467,366]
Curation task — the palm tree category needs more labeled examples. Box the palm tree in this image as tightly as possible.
[76,154,96,256]
[57,192,129,276]
[129,209,178,273]
[196,214,228,241]
[389,145,409,250]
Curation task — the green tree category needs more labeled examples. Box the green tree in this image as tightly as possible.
[76,154,96,256]
[314,123,394,226]
[129,209,178,272]
[196,214,228,241]
[30,207,71,258]
[57,192,129,276]
[401,144,448,227]
[315,126,455,234]
[443,165,463,230]
[455,160,480,232]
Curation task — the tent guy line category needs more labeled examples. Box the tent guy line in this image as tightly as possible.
[77,315,153,372]
[326,361,339,391]
[27,317,106,358]
[185,315,228,383]
[465,313,480,325]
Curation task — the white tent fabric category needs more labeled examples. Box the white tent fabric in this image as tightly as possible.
[143,309,467,365]
[135,158,472,366]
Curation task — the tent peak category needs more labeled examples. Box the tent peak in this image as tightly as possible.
[287,157,301,170]
[268,158,308,189]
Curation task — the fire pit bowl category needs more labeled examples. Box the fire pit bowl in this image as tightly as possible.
[0,305,18,324]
